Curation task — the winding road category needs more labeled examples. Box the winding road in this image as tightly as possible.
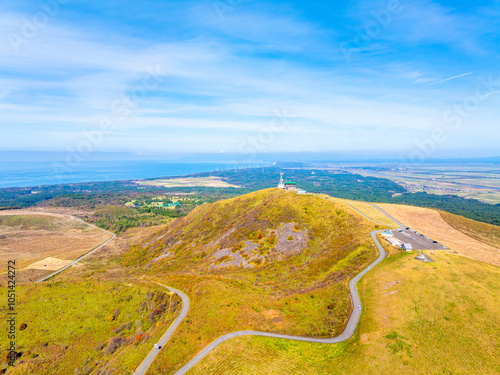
[30,203,405,375]
[134,284,190,375]
[154,204,403,375]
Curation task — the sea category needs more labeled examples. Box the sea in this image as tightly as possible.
[0,160,272,189]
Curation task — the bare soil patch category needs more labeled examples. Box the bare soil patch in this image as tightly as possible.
[26,257,72,271]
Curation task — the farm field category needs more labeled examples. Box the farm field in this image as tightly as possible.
[136,176,240,188]
[188,251,500,375]
[343,165,500,204]
[376,204,500,266]
[0,211,111,270]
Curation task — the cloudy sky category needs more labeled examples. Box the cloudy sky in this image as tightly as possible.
[1,0,499,159]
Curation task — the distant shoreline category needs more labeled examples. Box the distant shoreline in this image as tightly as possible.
[0,160,273,189]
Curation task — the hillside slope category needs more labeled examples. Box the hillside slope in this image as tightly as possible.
[123,188,385,374]
[188,251,500,375]
[124,188,382,293]
[439,210,500,249]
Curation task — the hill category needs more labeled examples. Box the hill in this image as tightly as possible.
[188,251,500,375]
[124,188,383,293]
[122,188,386,373]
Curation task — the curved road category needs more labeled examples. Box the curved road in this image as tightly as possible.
[35,216,115,283]
[31,204,405,374]
[133,284,190,375]
[164,204,405,375]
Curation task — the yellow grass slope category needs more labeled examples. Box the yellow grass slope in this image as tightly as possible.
[324,196,398,227]
[189,251,500,375]
[377,203,500,266]
[439,210,500,249]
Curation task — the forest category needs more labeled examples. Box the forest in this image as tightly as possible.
[1,165,499,228]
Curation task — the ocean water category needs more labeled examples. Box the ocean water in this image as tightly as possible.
[0,160,270,188]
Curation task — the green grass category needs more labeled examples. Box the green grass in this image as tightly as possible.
[187,252,500,375]
[122,189,385,374]
[0,280,182,374]
[0,215,87,231]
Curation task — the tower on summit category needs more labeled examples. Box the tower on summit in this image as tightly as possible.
[277,173,285,189]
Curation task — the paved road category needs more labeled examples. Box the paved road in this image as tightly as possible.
[368,203,405,228]
[337,200,397,227]
[133,284,190,375]
[168,204,406,375]
[32,202,407,374]
[36,216,115,283]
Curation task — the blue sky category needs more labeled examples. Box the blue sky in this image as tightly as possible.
[0,0,499,160]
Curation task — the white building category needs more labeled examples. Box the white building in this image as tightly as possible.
[402,243,413,251]
[277,173,285,189]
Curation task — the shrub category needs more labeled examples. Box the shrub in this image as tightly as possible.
[114,322,132,335]
[103,337,126,355]
[147,304,167,323]
[134,333,148,344]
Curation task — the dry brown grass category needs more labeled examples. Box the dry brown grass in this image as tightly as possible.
[377,204,500,266]
[0,210,111,269]
[439,210,500,249]
[325,197,398,227]
[25,257,72,270]
[136,176,240,188]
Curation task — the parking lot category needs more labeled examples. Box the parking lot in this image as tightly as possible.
[390,228,447,250]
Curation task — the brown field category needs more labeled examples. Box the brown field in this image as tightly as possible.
[0,210,111,269]
[136,176,240,188]
[25,257,72,271]
[439,211,500,249]
[376,204,500,266]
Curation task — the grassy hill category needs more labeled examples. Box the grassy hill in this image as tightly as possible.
[187,251,500,375]
[124,188,384,293]
[121,188,388,373]
[181,202,500,375]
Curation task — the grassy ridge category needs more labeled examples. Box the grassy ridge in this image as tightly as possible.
[188,251,500,375]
